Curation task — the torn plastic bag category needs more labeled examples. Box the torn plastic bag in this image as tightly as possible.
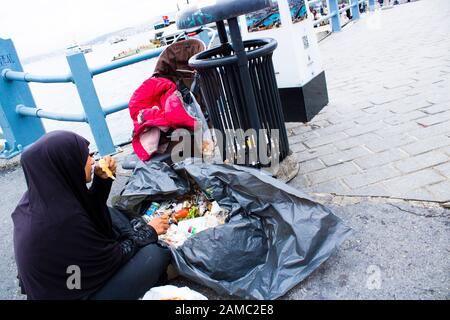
[113,161,190,218]
[114,159,352,300]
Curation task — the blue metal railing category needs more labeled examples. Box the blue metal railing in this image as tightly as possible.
[0,29,202,158]
[311,0,375,31]
[1,69,73,83]
[1,47,165,157]
[16,105,87,122]
[0,26,216,159]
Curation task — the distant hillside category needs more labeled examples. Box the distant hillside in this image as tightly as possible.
[80,11,177,45]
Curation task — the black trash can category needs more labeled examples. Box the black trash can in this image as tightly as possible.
[178,0,290,167]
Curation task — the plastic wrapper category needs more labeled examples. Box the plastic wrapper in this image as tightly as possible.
[142,285,208,300]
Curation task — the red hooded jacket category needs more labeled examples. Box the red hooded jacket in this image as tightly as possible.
[128,77,197,161]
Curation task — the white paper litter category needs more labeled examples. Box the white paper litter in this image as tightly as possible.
[141,285,208,300]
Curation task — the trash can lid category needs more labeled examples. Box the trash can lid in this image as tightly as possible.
[177,0,272,29]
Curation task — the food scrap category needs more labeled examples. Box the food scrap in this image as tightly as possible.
[141,185,228,248]
[98,158,115,180]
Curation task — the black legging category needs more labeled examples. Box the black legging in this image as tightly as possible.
[89,208,171,300]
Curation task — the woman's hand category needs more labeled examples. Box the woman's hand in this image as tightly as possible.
[148,214,170,235]
[94,156,117,180]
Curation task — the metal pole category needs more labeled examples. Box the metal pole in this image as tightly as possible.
[16,104,87,122]
[2,69,72,83]
[351,0,361,20]
[227,17,261,132]
[66,51,117,155]
[91,47,164,76]
[228,18,261,162]
[0,38,45,159]
[328,0,342,32]
[216,20,229,45]
[227,17,262,164]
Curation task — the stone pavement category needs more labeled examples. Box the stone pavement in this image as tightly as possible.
[288,0,450,203]
[1,151,448,300]
[0,0,449,300]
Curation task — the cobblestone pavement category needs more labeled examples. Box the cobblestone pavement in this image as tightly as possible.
[289,0,450,203]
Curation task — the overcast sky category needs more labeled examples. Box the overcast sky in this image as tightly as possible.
[0,0,186,58]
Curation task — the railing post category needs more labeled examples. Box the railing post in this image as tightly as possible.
[0,38,46,159]
[351,0,361,20]
[368,0,376,11]
[66,52,117,155]
[328,0,342,32]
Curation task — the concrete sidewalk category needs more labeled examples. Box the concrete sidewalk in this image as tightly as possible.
[1,152,448,300]
[0,0,449,300]
[289,0,450,203]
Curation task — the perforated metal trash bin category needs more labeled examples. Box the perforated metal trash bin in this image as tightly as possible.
[178,0,290,167]
[189,38,289,166]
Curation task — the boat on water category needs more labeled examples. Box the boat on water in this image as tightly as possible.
[80,45,93,54]
[158,24,187,46]
[110,37,127,45]
[153,20,177,41]
[111,42,159,61]
[66,43,93,54]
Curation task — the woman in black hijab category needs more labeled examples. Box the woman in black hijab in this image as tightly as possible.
[12,131,171,300]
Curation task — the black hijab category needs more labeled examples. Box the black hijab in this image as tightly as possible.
[12,131,124,300]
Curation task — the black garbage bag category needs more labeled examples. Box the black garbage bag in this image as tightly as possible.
[114,159,352,299]
[114,161,190,218]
